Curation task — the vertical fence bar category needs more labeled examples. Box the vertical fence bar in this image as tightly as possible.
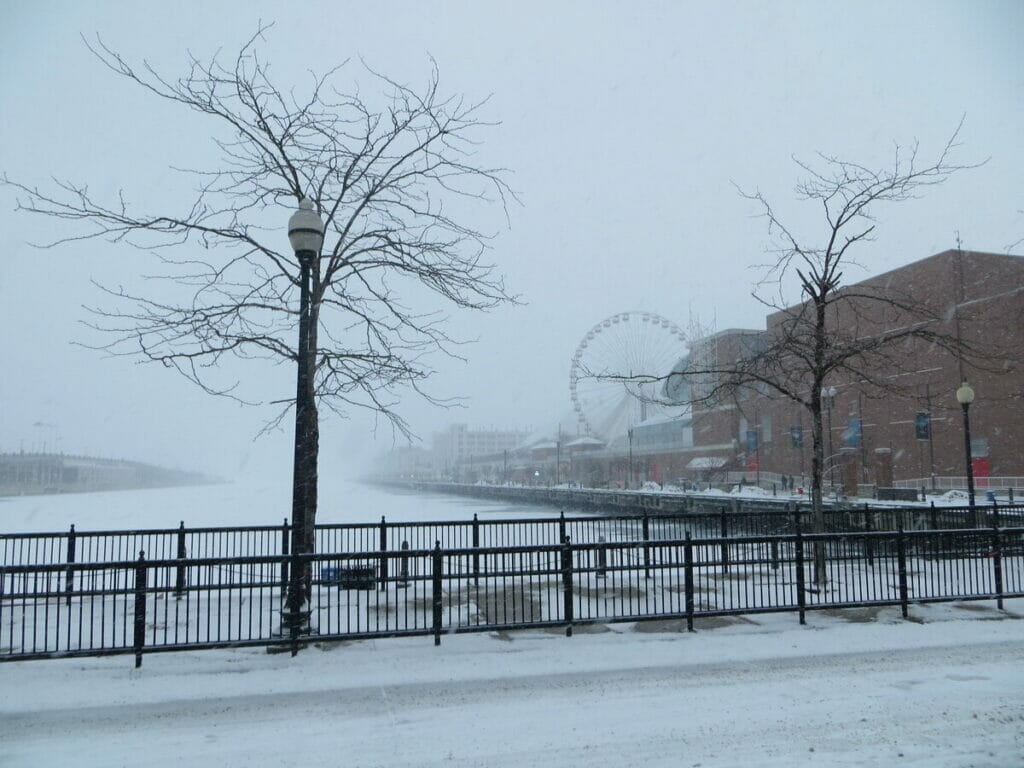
[795,527,806,625]
[432,542,443,646]
[133,551,148,669]
[992,525,1004,611]
[174,522,187,600]
[720,507,730,574]
[562,536,574,637]
[684,533,694,632]
[642,513,651,580]
[379,517,389,590]
[864,508,874,567]
[65,524,76,606]
[472,514,480,586]
[279,519,290,598]
[399,541,410,588]
[897,525,909,619]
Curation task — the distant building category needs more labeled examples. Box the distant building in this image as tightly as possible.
[0,453,211,496]
[681,249,1024,489]
[432,424,531,469]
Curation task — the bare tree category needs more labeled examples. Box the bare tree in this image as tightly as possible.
[601,126,981,584]
[3,28,517,566]
[699,125,983,582]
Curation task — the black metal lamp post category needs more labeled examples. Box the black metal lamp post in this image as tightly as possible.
[955,381,980,526]
[285,198,324,639]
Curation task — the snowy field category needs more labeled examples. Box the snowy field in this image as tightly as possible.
[1,480,1022,767]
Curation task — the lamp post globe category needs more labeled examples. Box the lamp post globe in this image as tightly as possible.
[955,382,975,407]
[288,197,325,255]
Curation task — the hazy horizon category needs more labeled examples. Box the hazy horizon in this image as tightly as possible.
[2,1,1021,483]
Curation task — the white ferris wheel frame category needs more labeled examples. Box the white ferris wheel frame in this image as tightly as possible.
[568,311,688,439]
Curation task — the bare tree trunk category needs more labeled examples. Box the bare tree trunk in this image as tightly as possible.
[810,393,827,586]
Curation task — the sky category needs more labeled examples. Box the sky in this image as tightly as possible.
[1,1,1022,481]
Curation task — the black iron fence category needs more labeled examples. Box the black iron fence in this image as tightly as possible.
[2,514,1020,666]
[5,502,1019,574]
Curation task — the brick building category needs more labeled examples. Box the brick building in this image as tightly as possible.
[684,249,1024,489]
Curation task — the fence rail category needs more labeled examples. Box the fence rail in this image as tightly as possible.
[6,502,1021,572]
[2,517,1020,666]
[894,476,1024,493]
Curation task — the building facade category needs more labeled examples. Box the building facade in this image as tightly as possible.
[684,249,1024,489]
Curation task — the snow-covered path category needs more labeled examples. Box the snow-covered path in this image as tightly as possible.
[3,608,1022,767]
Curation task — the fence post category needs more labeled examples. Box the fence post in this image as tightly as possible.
[720,506,729,575]
[559,510,567,544]
[174,521,187,600]
[432,541,443,646]
[929,501,938,531]
[896,524,909,619]
[562,536,574,637]
[596,535,607,578]
[379,516,389,590]
[642,512,651,580]
[133,550,148,669]
[991,525,1004,611]
[65,524,76,606]
[794,519,806,626]
[279,518,290,599]
[863,505,874,567]
[472,513,480,586]
[684,533,695,632]
[770,538,780,570]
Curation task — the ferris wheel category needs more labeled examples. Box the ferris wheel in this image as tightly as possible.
[569,311,689,440]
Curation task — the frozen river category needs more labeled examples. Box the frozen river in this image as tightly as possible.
[0,476,554,533]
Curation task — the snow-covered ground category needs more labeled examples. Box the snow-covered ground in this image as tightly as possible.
[2,480,1022,767]
[1,604,1021,767]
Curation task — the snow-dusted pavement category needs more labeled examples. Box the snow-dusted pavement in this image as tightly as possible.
[2,604,1022,767]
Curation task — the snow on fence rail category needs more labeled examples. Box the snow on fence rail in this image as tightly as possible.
[2,521,1021,667]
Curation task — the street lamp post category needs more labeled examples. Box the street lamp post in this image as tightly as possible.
[285,198,324,641]
[955,382,981,527]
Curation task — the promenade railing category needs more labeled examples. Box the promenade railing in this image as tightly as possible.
[2,513,1020,666]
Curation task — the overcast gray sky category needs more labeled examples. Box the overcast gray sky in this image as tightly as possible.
[1,0,1021,481]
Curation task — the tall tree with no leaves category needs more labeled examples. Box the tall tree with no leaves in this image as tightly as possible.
[601,126,982,584]
[709,125,977,583]
[3,29,516,564]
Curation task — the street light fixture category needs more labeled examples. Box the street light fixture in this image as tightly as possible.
[955,381,981,526]
[285,198,324,643]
